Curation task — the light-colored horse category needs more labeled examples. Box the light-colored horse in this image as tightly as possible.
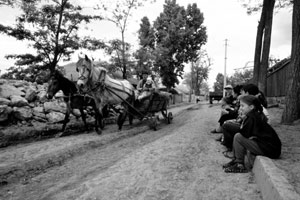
[76,55,135,130]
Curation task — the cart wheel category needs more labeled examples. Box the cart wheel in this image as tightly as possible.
[167,112,173,124]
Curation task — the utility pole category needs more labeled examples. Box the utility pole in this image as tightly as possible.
[223,39,228,97]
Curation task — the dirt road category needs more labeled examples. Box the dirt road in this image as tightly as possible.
[0,103,262,200]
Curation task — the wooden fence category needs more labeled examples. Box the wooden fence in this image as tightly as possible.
[266,59,290,97]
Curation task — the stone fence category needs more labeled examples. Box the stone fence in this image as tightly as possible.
[0,79,95,147]
[0,79,78,126]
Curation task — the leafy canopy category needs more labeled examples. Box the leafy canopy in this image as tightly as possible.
[153,0,207,89]
[0,0,104,82]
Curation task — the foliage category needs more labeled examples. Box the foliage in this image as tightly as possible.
[213,73,224,93]
[182,50,211,95]
[212,69,253,93]
[96,0,153,79]
[153,0,207,90]
[239,0,292,14]
[134,16,156,77]
[105,39,134,77]
[0,0,104,83]
[1,65,65,83]
[228,69,253,85]
[0,0,17,6]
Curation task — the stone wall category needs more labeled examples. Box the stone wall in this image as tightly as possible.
[0,79,97,147]
[0,79,73,126]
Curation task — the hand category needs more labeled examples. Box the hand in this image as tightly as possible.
[221,109,229,115]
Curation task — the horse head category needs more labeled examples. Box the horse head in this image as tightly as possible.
[47,70,63,99]
[76,55,93,91]
[76,55,107,92]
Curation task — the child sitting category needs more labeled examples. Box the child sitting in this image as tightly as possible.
[222,95,282,173]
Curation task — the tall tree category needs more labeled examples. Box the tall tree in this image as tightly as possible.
[105,39,133,76]
[97,0,152,79]
[134,16,155,76]
[188,50,211,97]
[153,0,207,90]
[282,0,300,123]
[0,0,104,77]
[252,0,275,94]
[213,73,224,93]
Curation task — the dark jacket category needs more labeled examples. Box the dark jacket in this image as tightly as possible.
[240,110,281,159]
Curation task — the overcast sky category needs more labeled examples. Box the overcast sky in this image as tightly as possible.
[0,0,292,88]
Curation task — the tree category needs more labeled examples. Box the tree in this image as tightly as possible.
[242,0,292,94]
[97,0,152,79]
[185,50,210,98]
[105,39,134,76]
[213,73,224,93]
[134,16,156,77]
[228,69,253,85]
[0,0,104,82]
[0,0,17,6]
[251,0,275,94]
[153,0,207,90]
[282,0,300,123]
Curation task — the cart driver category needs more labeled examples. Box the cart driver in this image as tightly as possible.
[137,71,149,92]
[136,71,156,101]
[138,77,155,101]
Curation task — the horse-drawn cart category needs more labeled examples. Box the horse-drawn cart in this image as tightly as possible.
[118,91,173,131]
[76,55,173,132]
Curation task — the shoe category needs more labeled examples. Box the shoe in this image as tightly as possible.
[222,159,236,169]
[224,163,248,173]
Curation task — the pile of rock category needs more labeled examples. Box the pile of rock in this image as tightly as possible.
[0,79,93,147]
[0,79,71,125]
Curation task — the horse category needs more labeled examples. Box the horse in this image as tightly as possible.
[76,55,136,130]
[47,70,103,135]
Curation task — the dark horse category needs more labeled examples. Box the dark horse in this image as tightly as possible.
[47,70,103,135]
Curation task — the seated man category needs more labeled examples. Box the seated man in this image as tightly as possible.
[138,77,155,101]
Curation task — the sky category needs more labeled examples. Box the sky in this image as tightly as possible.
[0,0,292,89]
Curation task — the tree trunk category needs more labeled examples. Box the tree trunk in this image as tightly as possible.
[121,31,127,79]
[282,0,300,124]
[51,0,67,73]
[258,0,275,94]
[253,0,267,85]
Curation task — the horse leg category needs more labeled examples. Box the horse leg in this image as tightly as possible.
[58,104,71,137]
[94,106,103,135]
[79,108,88,131]
[117,111,127,131]
[128,114,134,125]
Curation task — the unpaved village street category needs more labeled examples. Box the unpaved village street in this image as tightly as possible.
[0,103,262,200]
